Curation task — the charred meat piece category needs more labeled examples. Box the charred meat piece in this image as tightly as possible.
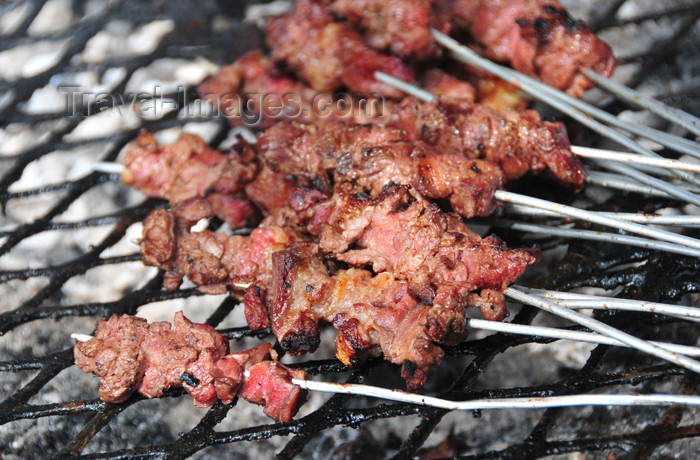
[319,269,450,390]
[467,289,508,322]
[139,208,456,389]
[313,185,539,293]
[122,131,261,228]
[268,243,326,354]
[325,0,437,59]
[199,49,393,127]
[452,0,615,97]
[258,121,506,217]
[140,208,297,294]
[75,315,307,421]
[198,49,321,128]
[389,97,585,190]
[138,185,538,389]
[74,314,150,404]
[212,342,274,404]
[262,241,451,390]
[74,311,228,407]
[244,165,302,216]
[265,0,413,96]
[300,184,539,346]
[473,73,529,112]
[125,100,583,220]
[240,361,308,422]
[420,68,476,105]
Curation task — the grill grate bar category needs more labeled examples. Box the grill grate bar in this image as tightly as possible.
[0,213,142,238]
[624,7,700,89]
[0,284,205,335]
[53,403,132,460]
[3,0,43,41]
[1,398,107,423]
[0,348,74,420]
[628,373,699,457]
[0,254,140,283]
[467,423,700,460]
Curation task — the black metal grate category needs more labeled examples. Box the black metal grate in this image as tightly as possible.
[0,1,699,458]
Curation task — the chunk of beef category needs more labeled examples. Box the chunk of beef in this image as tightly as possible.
[122,131,261,228]
[389,97,585,190]
[212,343,274,404]
[267,243,327,354]
[452,0,615,97]
[265,0,413,97]
[239,361,308,422]
[74,311,228,407]
[326,0,435,59]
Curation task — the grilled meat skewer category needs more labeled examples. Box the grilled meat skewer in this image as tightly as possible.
[124,95,583,224]
[140,183,538,389]
[302,0,615,97]
[74,312,307,421]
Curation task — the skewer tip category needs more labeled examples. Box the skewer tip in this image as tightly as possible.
[71,333,94,343]
[92,162,125,175]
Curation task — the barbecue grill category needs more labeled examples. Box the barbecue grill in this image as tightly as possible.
[1,0,699,458]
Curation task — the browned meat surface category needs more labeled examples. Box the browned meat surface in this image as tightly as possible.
[140,208,297,294]
[389,97,585,190]
[200,50,395,128]
[452,0,615,97]
[268,243,327,354]
[122,132,255,203]
[124,102,582,223]
[265,0,413,97]
[298,185,539,347]
[325,0,436,59]
[244,284,271,331]
[467,289,508,322]
[264,243,450,389]
[138,181,537,389]
[240,361,308,422]
[244,165,301,216]
[319,269,448,390]
[198,50,320,128]
[212,343,274,404]
[258,121,506,217]
[76,314,308,420]
[474,73,529,112]
[74,315,149,403]
[75,312,228,407]
[122,131,261,228]
[421,68,476,104]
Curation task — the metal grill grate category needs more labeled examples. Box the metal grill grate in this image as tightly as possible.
[0,0,699,458]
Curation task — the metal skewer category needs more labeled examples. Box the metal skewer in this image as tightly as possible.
[504,287,700,374]
[494,191,700,256]
[429,29,700,161]
[70,334,700,410]
[375,71,700,204]
[581,68,700,137]
[465,318,700,354]
[585,171,673,197]
[504,204,700,227]
[515,287,700,323]
[295,380,700,411]
[571,146,700,174]
[92,162,126,175]
[491,220,700,258]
